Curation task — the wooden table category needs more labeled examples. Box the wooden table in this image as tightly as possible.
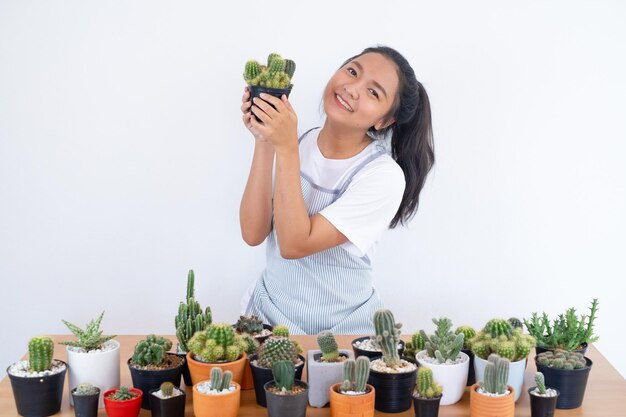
[2,335,625,416]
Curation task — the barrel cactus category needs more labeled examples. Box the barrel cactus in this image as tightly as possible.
[28,336,54,372]
[272,325,289,337]
[243,52,296,89]
[187,323,243,363]
[257,336,299,368]
[455,325,477,349]
[74,383,99,396]
[470,319,536,362]
[403,332,426,359]
[160,381,174,397]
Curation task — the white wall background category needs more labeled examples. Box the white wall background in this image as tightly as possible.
[1,1,624,378]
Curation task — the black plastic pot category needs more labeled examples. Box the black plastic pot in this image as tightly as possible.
[528,387,560,417]
[71,387,100,417]
[128,354,184,409]
[368,366,417,413]
[7,360,67,417]
[462,348,476,386]
[413,394,441,417]
[248,86,292,123]
[148,388,186,417]
[351,336,405,361]
[248,354,305,407]
[174,352,191,386]
[264,380,308,417]
[535,356,592,409]
[535,342,588,356]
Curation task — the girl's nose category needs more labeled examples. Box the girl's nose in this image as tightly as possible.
[343,83,359,100]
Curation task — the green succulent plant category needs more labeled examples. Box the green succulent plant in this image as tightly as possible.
[175,269,212,353]
[28,336,54,372]
[415,366,443,399]
[469,319,536,362]
[371,309,403,368]
[210,367,233,391]
[74,383,99,396]
[132,335,173,366]
[187,323,244,363]
[109,387,138,401]
[234,315,264,335]
[60,311,116,351]
[256,336,300,368]
[479,354,510,395]
[317,330,340,362]
[243,52,296,89]
[339,356,370,393]
[536,350,588,370]
[403,332,426,359]
[420,317,464,364]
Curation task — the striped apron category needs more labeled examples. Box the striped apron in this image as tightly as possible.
[245,127,385,335]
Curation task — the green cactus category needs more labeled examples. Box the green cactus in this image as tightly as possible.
[470,320,536,362]
[415,366,443,399]
[508,317,523,329]
[187,323,243,363]
[403,332,426,359]
[372,309,402,368]
[160,381,174,397]
[60,311,116,351]
[317,330,340,362]
[484,319,514,338]
[273,325,289,337]
[480,354,509,395]
[209,367,233,391]
[244,53,296,89]
[340,356,371,393]
[74,383,99,396]
[267,53,282,66]
[455,326,477,350]
[534,372,546,395]
[235,315,265,335]
[244,60,261,83]
[132,335,173,366]
[110,387,137,401]
[537,350,587,369]
[257,336,299,368]
[284,59,296,79]
[28,336,54,372]
[239,333,260,355]
[420,317,464,364]
[175,270,212,353]
[272,360,295,391]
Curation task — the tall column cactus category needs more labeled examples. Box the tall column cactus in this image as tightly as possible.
[481,354,510,395]
[29,336,54,372]
[372,309,402,368]
[340,356,370,393]
[175,269,212,353]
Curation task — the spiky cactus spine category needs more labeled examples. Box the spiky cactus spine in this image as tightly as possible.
[272,360,295,391]
[160,381,174,397]
[175,270,212,353]
[455,325,477,349]
[60,311,116,351]
[416,366,443,399]
[354,356,370,393]
[244,60,261,83]
[257,336,299,368]
[481,354,509,395]
[534,372,546,395]
[372,309,402,368]
[132,335,172,366]
[187,323,243,363]
[484,319,513,338]
[317,330,339,362]
[75,383,99,396]
[28,336,54,372]
[267,53,281,66]
[240,333,260,355]
[403,332,426,358]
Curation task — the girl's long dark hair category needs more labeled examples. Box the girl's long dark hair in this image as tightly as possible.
[343,46,435,228]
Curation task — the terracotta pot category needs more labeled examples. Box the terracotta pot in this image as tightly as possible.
[469,383,515,417]
[240,360,255,390]
[103,388,143,417]
[186,351,247,386]
[329,383,375,417]
[192,381,240,417]
[474,355,526,402]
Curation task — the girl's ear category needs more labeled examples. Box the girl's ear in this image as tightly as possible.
[375,117,396,131]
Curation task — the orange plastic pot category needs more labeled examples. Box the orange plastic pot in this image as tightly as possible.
[240,360,254,390]
[469,383,515,417]
[103,388,143,417]
[329,383,375,417]
[186,352,247,386]
[192,381,240,417]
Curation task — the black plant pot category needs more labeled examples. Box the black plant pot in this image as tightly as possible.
[535,342,588,356]
[413,394,441,417]
[174,352,191,386]
[462,348,476,386]
[368,366,417,413]
[528,387,560,417]
[248,354,305,407]
[71,387,100,417]
[148,388,186,417]
[7,360,67,417]
[128,354,184,410]
[264,380,308,417]
[248,86,292,123]
[535,356,592,409]
[351,336,405,361]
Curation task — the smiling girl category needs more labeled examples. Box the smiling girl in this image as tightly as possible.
[239,46,434,334]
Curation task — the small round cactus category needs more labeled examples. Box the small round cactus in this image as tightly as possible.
[272,325,289,337]
[74,383,99,396]
[317,330,340,362]
[160,381,174,397]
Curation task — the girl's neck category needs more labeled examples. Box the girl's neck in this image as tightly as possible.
[318,121,373,160]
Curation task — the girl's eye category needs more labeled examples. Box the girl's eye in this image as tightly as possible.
[369,88,379,98]
[347,67,357,76]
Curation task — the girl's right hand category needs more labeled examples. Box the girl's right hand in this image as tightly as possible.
[241,87,270,143]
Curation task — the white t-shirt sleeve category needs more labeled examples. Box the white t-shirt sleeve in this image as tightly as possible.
[319,158,405,257]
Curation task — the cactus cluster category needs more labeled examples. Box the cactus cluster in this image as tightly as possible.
[340,356,370,393]
[244,52,296,89]
[470,319,536,362]
[415,366,443,399]
[74,383,99,396]
[317,330,340,362]
[187,323,244,363]
[537,350,587,369]
[60,311,116,351]
[420,317,464,364]
[455,325,477,350]
[272,360,295,391]
[234,315,264,335]
[132,335,173,366]
[210,367,233,391]
[372,309,403,368]
[110,387,137,401]
[403,332,426,359]
[28,336,54,372]
[257,336,299,368]
[175,270,212,353]
[479,354,510,395]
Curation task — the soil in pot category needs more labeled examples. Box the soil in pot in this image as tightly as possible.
[127,353,184,409]
[351,336,405,361]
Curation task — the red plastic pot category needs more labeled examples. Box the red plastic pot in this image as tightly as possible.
[103,388,143,417]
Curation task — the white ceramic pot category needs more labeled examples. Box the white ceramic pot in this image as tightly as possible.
[473,355,526,402]
[306,349,353,407]
[416,350,469,406]
[67,339,121,408]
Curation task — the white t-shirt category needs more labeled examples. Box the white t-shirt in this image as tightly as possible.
[300,128,406,259]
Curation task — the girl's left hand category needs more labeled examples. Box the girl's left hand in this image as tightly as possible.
[249,93,298,151]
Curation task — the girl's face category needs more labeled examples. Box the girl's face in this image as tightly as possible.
[323,52,400,131]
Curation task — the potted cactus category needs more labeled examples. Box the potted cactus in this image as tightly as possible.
[234,314,273,343]
[402,331,425,365]
[469,354,515,417]
[306,330,353,407]
[244,52,296,101]
[415,317,468,406]
[127,334,183,409]
[455,325,477,386]
[103,387,143,417]
[149,381,186,417]
[535,349,592,409]
[329,357,375,417]
[264,360,309,417]
[192,368,240,417]
[7,336,67,417]
[470,318,536,401]
[248,335,305,407]
[528,372,559,417]
[174,269,212,386]
[71,383,100,417]
[412,366,443,417]
[60,311,119,408]
[186,322,247,386]
[367,309,417,413]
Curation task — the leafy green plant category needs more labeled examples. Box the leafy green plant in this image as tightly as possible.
[60,311,116,351]
[243,52,296,89]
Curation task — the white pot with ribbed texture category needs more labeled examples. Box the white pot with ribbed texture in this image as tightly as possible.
[307,349,353,407]
[66,340,120,408]
[416,350,469,405]
[473,355,526,402]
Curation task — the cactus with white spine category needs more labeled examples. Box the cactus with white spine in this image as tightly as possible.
[535,372,546,395]
[372,309,402,368]
[160,381,174,397]
[317,330,340,362]
[74,383,99,396]
[339,356,370,393]
[28,336,54,372]
[480,354,509,395]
